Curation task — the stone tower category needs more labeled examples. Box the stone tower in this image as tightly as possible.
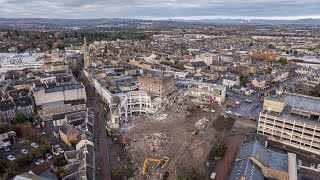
[83,35,91,67]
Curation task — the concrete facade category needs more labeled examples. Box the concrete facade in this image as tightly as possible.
[258,93,320,155]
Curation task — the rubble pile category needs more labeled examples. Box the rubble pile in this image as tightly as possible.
[195,117,209,129]
[144,132,171,155]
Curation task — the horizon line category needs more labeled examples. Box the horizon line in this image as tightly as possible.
[1,15,320,21]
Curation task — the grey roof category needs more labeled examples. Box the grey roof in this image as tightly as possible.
[86,167,94,180]
[9,88,29,98]
[64,150,83,160]
[69,118,85,127]
[59,123,74,136]
[231,84,242,90]
[86,146,94,167]
[67,111,86,121]
[190,61,207,67]
[239,142,270,167]
[237,141,289,176]
[0,99,15,111]
[13,173,53,180]
[45,83,83,93]
[269,151,288,172]
[13,96,33,107]
[224,74,238,81]
[280,93,320,114]
[63,170,86,180]
[244,133,268,147]
[229,159,264,180]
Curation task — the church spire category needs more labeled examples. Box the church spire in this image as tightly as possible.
[83,35,90,67]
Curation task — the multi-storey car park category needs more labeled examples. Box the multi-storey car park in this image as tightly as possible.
[257,91,320,155]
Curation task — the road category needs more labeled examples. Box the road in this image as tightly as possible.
[80,71,112,180]
[228,74,304,119]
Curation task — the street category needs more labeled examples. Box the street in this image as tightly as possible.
[80,71,112,180]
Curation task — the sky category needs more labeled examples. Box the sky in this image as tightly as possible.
[0,0,320,20]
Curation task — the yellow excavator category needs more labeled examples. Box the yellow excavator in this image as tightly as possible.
[143,157,170,175]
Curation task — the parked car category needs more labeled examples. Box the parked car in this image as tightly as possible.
[33,159,40,166]
[4,146,10,152]
[317,164,320,170]
[31,143,39,148]
[210,172,216,179]
[244,99,252,103]
[248,117,257,121]
[21,149,28,154]
[53,151,60,156]
[235,113,242,117]
[45,153,53,160]
[7,155,16,161]
[235,101,240,105]
[310,163,316,169]
[56,147,64,154]
[38,158,44,163]
[225,110,233,114]
[40,121,45,128]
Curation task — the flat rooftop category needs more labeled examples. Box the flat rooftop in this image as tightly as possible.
[175,79,225,90]
[261,106,320,126]
[279,93,320,114]
[45,83,83,93]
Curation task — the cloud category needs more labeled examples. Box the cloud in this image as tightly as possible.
[0,0,320,19]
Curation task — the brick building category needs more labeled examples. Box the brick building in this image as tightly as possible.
[138,74,174,98]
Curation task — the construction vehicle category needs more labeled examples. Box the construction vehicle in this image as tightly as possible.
[143,157,169,175]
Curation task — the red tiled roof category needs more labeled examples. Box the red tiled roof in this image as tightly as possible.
[30,160,53,175]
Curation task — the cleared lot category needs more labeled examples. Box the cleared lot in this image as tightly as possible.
[114,103,220,179]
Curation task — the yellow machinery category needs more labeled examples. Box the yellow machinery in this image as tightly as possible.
[143,157,169,175]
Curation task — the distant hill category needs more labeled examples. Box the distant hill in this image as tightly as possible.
[0,18,320,26]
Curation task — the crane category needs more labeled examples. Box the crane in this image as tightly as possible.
[143,157,169,175]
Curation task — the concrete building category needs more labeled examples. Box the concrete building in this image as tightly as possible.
[138,74,174,98]
[222,73,240,87]
[117,91,162,122]
[252,74,269,89]
[183,61,208,72]
[188,82,226,105]
[175,80,226,105]
[257,92,320,155]
[33,83,87,120]
[210,61,228,72]
[193,52,219,65]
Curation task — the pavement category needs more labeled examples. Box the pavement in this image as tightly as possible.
[80,71,112,180]
[214,135,244,180]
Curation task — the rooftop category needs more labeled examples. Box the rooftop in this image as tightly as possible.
[13,96,33,107]
[45,83,83,93]
[229,159,264,180]
[279,93,320,114]
[0,99,15,111]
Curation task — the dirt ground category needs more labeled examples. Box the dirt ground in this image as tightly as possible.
[118,103,220,180]
[212,116,236,131]
[110,96,257,180]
